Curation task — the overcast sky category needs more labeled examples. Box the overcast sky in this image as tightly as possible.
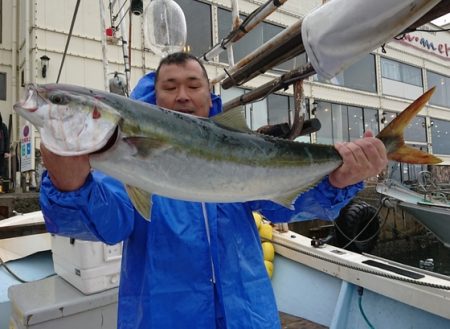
[432,13,450,26]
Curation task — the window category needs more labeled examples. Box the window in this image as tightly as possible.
[0,73,6,101]
[427,71,450,108]
[431,118,450,155]
[381,58,422,86]
[315,54,377,93]
[315,101,378,143]
[217,8,305,71]
[404,116,427,143]
[348,106,364,140]
[315,101,332,144]
[389,144,429,184]
[364,108,379,135]
[175,0,212,57]
[267,93,289,125]
[380,58,423,100]
[220,86,268,130]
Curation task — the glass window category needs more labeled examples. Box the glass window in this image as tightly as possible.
[381,58,422,86]
[218,8,262,63]
[389,144,428,184]
[364,108,379,134]
[262,23,305,72]
[316,54,377,93]
[0,72,6,101]
[315,102,371,143]
[431,118,450,155]
[175,0,212,57]
[381,58,423,100]
[217,8,305,71]
[221,87,252,127]
[348,106,364,140]
[267,93,289,125]
[315,101,333,144]
[427,71,450,108]
[249,99,268,130]
[382,111,397,126]
[404,116,427,143]
[332,103,348,142]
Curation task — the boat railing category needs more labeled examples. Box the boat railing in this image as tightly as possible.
[416,171,450,203]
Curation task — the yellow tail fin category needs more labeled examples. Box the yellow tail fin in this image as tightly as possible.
[377,87,442,165]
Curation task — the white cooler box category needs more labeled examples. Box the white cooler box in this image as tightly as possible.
[51,235,122,295]
[9,276,118,329]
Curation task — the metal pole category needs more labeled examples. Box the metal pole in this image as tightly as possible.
[201,0,289,62]
[98,0,110,91]
[218,19,303,88]
[222,62,315,111]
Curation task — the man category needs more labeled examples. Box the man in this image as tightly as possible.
[40,52,387,329]
[0,113,9,182]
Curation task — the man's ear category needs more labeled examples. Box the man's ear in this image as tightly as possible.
[208,83,213,107]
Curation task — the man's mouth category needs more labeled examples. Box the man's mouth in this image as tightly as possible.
[174,109,194,114]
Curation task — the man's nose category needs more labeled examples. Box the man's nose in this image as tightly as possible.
[175,86,189,102]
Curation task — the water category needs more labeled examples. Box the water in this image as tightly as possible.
[372,237,450,276]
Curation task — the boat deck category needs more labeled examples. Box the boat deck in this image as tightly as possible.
[280,312,327,329]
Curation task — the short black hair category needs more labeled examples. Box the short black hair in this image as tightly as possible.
[154,52,209,84]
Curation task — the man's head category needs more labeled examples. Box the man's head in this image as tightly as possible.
[154,52,212,118]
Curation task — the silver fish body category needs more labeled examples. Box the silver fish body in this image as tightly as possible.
[14,84,440,218]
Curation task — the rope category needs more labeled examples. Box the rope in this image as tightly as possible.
[56,0,81,83]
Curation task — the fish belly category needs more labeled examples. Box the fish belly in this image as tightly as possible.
[90,139,341,203]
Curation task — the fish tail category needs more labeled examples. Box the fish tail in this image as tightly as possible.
[376,87,442,165]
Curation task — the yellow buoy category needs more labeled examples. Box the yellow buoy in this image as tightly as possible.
[259,223,273,241]
[264,260,274,278]
[252,211,263,230]
[261,241,275,262]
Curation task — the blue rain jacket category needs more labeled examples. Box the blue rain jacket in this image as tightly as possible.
[40,72,363,329]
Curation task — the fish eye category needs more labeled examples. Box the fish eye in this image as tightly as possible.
[49,94,70,105]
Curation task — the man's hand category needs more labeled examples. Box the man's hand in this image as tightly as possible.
[40,144,91,191]
[328,131,388,188]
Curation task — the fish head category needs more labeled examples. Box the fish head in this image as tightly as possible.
[14,84,121,156]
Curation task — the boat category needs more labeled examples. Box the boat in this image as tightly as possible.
[376,179,450,248]
[2,214,450,328]
[272,230,450,328]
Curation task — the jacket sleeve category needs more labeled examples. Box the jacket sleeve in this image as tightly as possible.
[39,170,135,244]
[249,176,363,223]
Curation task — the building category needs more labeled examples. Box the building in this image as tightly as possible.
[1,0,449,187]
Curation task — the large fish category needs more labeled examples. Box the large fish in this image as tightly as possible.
[14,84,441,219]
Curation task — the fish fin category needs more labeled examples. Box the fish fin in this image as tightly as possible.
[125,184,152,221]
[124,136,170,157]
[271,189,305,210]
[377,87,442,165]
[388,145,441,164]
[211,107,252,132]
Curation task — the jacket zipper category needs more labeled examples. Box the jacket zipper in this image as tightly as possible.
[201,203,216,284]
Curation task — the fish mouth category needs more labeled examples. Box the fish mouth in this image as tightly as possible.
[14,84,47,112]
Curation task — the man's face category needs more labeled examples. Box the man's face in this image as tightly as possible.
[155,60,212,118]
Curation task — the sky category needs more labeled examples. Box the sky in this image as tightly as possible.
[432,13,450,26]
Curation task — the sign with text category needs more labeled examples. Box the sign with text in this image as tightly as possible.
[396,29,450,60]
[20,123,34,172]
